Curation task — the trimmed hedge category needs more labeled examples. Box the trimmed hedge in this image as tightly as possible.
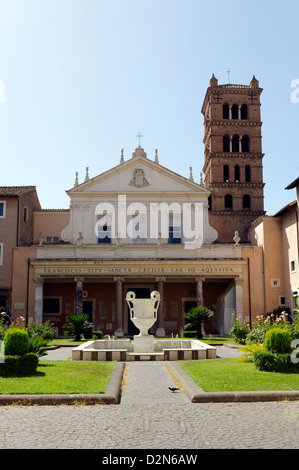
[253,350,299,373]
[0,353,39,377]
[264,328,292,354]
[181,330,197,338]
[3,328,30,356]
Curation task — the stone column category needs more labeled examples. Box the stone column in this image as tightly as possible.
[229,136,232,153]
[195,276,204,307]
[229,105,232,120]
[75,277,84,314]
[238,105,241,120]
[156,276,166,337]
[114,277,124,337]
[196,276,205,336]
[239,136,242,153]
[235,277,243,322]
[34,276,44,323]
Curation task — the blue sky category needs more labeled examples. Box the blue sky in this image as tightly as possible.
[0,0,298,214]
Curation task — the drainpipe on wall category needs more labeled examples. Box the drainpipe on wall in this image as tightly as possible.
[16,198,20,247]
[26,258,30,327]
[262,247,267,316]
[247,257,252,328]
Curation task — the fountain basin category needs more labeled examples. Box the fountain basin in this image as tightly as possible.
[72,339,217,362]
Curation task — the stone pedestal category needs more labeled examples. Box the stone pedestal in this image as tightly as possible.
[133,335,155,353]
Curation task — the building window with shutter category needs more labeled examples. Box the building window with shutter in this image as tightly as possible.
[0,201,6,218]
[97,214,112,244]
[168,213,182,244]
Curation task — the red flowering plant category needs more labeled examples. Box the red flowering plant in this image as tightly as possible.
[246,310,299,344]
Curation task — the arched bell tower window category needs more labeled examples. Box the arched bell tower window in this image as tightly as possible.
[243,194,251,209]
[224,194,233,210]
[241,135,250,152]
[232,135,239,152]
[231,104,238,120]
[223,104,229,119]
[245,165,251,182]
[234,165,240,182]
[241,104,248,120]
[223,135,230,152]
[223,165,229,182]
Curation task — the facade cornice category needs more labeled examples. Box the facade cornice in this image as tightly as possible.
[209,182,265,189]
[210,210,266,216]
[205,120,262,128]
[203,152,264,173]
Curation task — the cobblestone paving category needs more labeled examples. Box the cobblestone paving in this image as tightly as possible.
[0,360,298,449]
[0,400,298,449]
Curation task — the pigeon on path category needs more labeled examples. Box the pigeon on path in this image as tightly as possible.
[169,387,180,393]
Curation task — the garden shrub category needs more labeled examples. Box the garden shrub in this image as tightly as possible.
[264,328,292,354]
[26,320,55,341]
[92,330,103,339]
[29,335,48,356]
[181,330,197,338]
[3,328,30,356]
[83,321,93,339]
[253,350,299,373]
[0,353,39,377]
[229,314,249,344]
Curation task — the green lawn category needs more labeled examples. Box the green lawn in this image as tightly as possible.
[0,360,116,394]
[178,358,299,392]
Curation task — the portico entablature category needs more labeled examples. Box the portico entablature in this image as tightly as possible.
[31,258,246,279]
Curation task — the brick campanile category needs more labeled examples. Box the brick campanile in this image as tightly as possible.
[201,74,265,242]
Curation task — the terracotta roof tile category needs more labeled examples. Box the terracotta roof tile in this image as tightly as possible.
[0,186,37,196]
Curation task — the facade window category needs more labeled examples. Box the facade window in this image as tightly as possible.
[131,213,147,243]
[43,297,60,314]
[232,135,239,152]
[0,201,6,218]
[23,207,28,223]
[279,296,286,306]
[241,104,248,120]
[46,237,59,243]
[245,165,251,182]
[223,104,229,119]
[231,104,238,120]
[243,194,251,209]
[224,194,233,209]
[290,259,296,273]
[234,165,240,182]
[0,243,3,265]
[223,135,230,152]
[223,165,229,182]
[168,213,182,244]
[208,195,212,212]
[97,214,112,244]
[241,135,250,152]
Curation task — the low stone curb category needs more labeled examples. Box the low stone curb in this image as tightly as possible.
[167,362,299,403]
[0,362,125,406]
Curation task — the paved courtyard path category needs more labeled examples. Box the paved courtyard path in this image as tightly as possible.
[0,346,298,450]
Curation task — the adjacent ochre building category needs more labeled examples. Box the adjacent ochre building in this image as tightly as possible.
[2,76,298,337]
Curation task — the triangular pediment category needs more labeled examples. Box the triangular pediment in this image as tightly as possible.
[67,149,210,197]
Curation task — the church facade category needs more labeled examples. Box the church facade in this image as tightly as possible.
[6,75,298,338]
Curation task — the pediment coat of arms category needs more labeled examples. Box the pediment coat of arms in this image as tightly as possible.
[129,168,150,188]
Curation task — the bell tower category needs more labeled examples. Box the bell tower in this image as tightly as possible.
[201,74,265,242]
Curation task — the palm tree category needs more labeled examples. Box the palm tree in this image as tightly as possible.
[184,306,214,339]
[63,313,90,341]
